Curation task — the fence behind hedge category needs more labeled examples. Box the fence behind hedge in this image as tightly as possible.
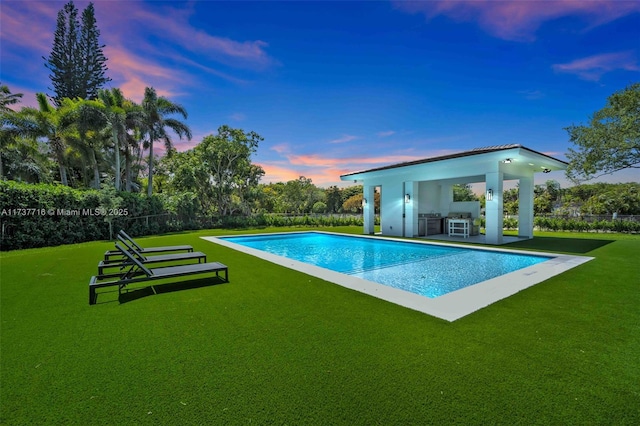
[0,181,368,250]
[1,180,638,251]
[533,216,640,233]
[0,181,168,250]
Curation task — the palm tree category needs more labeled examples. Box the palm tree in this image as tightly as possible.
[122,100,144,192]
[97,88,128,190]
[59,97,107,189]
[2,137,52,183]
[0,84,23,112]
[141,87,192,196]
[0,85,24,179]
[5,93,73,185]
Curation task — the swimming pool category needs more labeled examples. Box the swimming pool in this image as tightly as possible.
[203,232,593,321]
[218,232,548,297]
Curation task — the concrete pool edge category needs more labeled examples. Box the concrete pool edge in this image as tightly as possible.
[201,231,594,322]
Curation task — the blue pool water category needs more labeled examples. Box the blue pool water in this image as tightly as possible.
[221,232,550,298]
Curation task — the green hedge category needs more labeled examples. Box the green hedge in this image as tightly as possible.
[533,216,640,233]
[0,181,168,250]
[0,182,366,250]
[256,214,363,228]
[4,181,636,251]
[1,181,105,250]
[199,214,364,230]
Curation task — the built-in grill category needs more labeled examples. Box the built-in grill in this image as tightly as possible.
[418,213,443,236]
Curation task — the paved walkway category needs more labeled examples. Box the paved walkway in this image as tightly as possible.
[418,233,524,245]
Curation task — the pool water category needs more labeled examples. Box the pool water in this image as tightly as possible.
[220,232,549,298]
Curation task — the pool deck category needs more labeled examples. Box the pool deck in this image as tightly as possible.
[202,231,593,322]
[418,233,523,245]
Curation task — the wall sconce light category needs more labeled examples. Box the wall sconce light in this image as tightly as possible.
[362,198,367,206]
[486,189,493,201]
[503,158,512,164]
[405,193,411,203]
[542,168,551,173]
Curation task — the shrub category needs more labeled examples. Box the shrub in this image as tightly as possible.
[503,217,518,230]
[0,181,177,250]
[0,181,110,250]
[312,202,327,214]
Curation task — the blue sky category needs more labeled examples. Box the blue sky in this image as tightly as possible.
[2,0,639,188]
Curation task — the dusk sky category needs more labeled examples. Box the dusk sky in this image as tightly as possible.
[2,0,639,188]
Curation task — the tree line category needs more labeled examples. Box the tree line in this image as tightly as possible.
[2,0,193,198]
[502,181,640,216]
[3,76,639,217]
[1,1,638,227]
[1,84,192,195]
[0,0,369,216]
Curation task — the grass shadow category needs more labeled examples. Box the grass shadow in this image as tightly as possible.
[118,276,228,304]
[505,236,614,254]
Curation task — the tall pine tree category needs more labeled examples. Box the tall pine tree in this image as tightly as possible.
[44,2,79,106]
[79,3,110,101]
[44,1,110,106]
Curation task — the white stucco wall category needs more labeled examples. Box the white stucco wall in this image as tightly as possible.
[379,179,405,237]
[342,146,567,243]
[449,201,480,218]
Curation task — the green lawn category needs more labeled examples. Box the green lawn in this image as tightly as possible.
[1,227,639,425]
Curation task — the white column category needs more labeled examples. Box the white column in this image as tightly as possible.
[404,181,419,237]
[439,183,453,214]
[380,182,404,236]
[363,185,376,235]
[518,176,534,239]
[485,172,504,245]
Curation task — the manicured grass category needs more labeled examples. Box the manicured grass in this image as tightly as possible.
[1,227,639,425]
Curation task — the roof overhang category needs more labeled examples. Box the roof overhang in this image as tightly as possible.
[340,144,568,183]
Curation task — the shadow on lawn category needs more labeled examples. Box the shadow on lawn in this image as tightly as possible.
[118,277,228,304]
[505,236,614,254]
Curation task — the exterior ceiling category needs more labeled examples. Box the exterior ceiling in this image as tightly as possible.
[340,144,568,183]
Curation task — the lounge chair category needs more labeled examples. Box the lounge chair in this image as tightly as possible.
[103,230,193,262]
[89,243,228,305]
[96,235,208,277]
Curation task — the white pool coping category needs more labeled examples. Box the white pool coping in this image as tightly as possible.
[201,231,594,322]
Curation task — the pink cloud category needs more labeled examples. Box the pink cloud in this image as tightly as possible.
[263,142,477,187]
[141,132,198,160]
[258,163,308,184]
[171,139,199,153]
[1,85,40,110]
[103,46,189,101]
[167,54,250,85]
[0,1,59,53]
[229,113,246,122]
[258,161,358,187]
[329,134,359,144]
[93,1,275,70]
[90,1,272,100]
[285,153,420,168]
[2,1,274,106]
[259,149,440,187]
[270,144,291,154]
[552,51,640,81]
[393,0,640,41]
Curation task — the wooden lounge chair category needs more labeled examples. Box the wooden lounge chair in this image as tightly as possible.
[96,235,208,277]
[103,230,193,262]
[89,243,228,305]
